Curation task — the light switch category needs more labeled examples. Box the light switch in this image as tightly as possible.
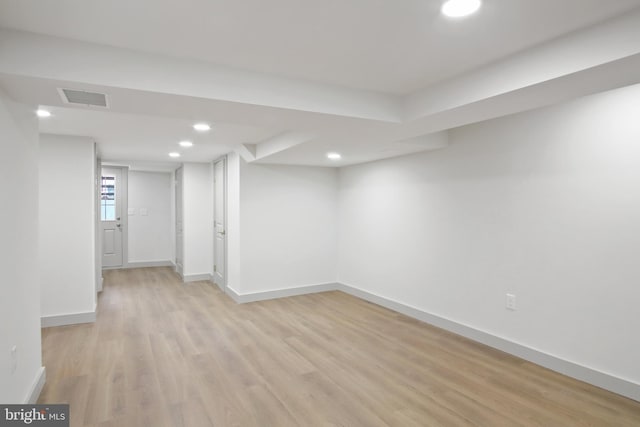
[140,208,148,216]
[128,208,136,216]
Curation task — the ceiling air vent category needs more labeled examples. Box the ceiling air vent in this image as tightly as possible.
[58,88,109,108]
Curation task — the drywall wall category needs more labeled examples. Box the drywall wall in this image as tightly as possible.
[235,159,338,294]
[95,158,102,292]
[0,89,43,403]
[169,171,176,268]
[39,134,97,321]
[181,162,213,279]
[128,171,172,264]
[226,153,241,290]
[338,83,640,389]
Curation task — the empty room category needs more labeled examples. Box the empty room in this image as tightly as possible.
[1,0,640,425]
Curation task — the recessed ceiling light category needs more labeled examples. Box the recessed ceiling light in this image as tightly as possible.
[169,152,181,158]
[441,0,482,18]
[179,140,193,147]
[327,152,342,160]
[193,123,211,132]
[36,109,51,118]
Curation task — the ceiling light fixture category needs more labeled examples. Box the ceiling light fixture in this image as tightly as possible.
[441,0,482,18]
[169,152,181,158]
[36,109,51,118]
[179,140,193,147]
[327,152,342,160]
[193,123,211,132]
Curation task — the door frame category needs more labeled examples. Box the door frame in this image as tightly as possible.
[213,155,227,291]
[95,156,102,292]
[175,166,184,277]
[100,165,129,270]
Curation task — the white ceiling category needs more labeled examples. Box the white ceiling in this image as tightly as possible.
[37,107,279,164]
[1,0,640,167]
[0,0,638,94]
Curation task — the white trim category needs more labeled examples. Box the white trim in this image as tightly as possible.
[95,155,102,297]
[174,166,184,277]
[125,260,175,269]
[336,282,640,403]
[225,286,242,303]
[212,155,228,291]
[121,167,129,268]
[41,308,96,328]
[97,276,103,293]
[24,367,46,404]
[212,274,225,292]
[104,261,175,271]
[182,273,212,283]
[225,283,337,304]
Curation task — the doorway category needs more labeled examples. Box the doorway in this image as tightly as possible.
[213,157,227,289]
[100,167,127,268]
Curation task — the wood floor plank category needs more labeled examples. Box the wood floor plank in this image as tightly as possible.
[38,267,640,426]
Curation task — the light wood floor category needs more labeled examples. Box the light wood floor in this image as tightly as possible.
[39,267,640,426]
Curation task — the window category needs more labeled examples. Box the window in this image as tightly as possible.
[101,176,116,221]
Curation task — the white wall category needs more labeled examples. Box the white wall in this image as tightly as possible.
[95,158,102,292]
[169,171,176,267]
[226,153,241,290]
[128,171,172,264]
[0,89,43,403]
[235,160,338,294]
[182,163,213,278]
[39,134,96,318]
[338,83,640,389]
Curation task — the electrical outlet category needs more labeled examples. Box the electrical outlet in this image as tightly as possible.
[506,294,516,311]
[10,345,17,374]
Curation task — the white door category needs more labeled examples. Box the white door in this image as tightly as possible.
[213,158,226,287]
[101,168,123,267]
[175,167,184,275]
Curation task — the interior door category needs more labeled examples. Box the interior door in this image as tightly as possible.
[175,167,184,275]
[213,158,226,287]
[101,167,123,267]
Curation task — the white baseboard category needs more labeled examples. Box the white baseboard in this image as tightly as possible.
[336,282,640,403]
[183,273,212,283]
[126,260,175,269]
[25,366,46,404]
[207,274,226,292]
[180,272,224,290]
[226,282,337,304]
[41,308,96,328]
[214,279,225,292]
[226,286,241,303]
